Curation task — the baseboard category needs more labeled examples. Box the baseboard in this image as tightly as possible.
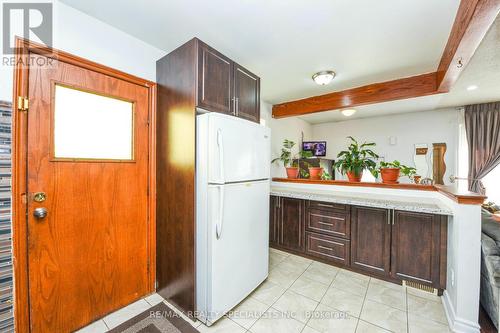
[442,291,481,333]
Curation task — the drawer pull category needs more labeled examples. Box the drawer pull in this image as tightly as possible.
[318,221,332,226]
[318,245,333,251]
[317,203,334,207]
[310,213,344,221]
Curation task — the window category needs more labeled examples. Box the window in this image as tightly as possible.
[53,84,134,160]
[483,166,500,204]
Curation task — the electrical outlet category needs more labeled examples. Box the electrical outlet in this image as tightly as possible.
[451,269,455,286]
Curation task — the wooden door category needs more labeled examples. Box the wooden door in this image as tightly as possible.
[26,54,151,332]
[391,211,447,287]
[197,43,233,114]
[278,198,304,252]
[351,206,391,276]
[234,63,260,123]
[269,196,279,246]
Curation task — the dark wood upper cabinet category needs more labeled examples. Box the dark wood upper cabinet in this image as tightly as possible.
[391,210,447,288]
[197,43,233,115]
[350,206,391,276]
[193,39,260,122]
[234,63,260,122]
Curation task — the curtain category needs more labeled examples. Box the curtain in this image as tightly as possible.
[465,102,500,194]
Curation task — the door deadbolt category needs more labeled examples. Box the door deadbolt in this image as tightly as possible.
[33,192,46,203]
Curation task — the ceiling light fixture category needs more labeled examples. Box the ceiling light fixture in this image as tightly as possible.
[341,109,356,117]
[467,85,478,91]
[312,71,336,85]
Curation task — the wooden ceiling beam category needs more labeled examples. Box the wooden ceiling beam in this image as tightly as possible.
[272,0,500,119]
[272,72,439,118]
[437,0,500,92]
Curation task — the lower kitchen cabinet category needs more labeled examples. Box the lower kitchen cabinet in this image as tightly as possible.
[350,206,391,276]
[391,210,447,288]
[305,232,350,265]
[269,195,448,290]
[269,196,305,252]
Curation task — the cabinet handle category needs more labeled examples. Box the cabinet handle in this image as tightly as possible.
[387,211,391,225]
[318,245,333,251]
[392,211,395,225]
[235,97,239,115]
[317,203,334,208]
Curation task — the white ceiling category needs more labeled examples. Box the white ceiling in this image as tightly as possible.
[299,15,500,124]
[59,0,460,104]
[59,0,499,124]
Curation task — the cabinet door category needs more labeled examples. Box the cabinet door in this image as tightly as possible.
[269,196,279,246]
[234,63,260,123]
[278,197,305,252]
[391,211,447,288]
[197,43,233,114]
[351,206,391,276]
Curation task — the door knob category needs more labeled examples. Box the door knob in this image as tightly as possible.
[33,207,47,219]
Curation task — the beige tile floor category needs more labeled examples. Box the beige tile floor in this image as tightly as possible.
[78,248,451,333]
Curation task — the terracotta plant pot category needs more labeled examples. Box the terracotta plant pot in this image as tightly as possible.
[380,168,400,184]
[285,167,299,179]
[309,167,323,180]
[346,171,363,182]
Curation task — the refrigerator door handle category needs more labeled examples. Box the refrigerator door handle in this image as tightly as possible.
[217,128,225,183]
[215,185,225,239]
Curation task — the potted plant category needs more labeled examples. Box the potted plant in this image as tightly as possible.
[334,136,379,182]
[272,140,313,179]
[372,160,417,184]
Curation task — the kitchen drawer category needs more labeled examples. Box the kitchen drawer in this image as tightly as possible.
[305,232,350,265]
[307,200,347,212]
[306,208,350,238]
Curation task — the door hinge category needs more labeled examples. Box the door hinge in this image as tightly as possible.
[17,96,28,112]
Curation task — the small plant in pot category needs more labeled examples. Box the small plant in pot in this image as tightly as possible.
[372,160,417,184]
[334,136,379,182]
[272,140,313,179]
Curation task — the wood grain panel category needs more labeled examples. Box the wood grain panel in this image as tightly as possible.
[197,41,233,114]
[350,206,391,276]
[156,38,197,314]
[279,197,305,252]
[27,55,150,333]
[305,232,350,265]
[273,177,437,191]
[391,211,447,288]
[234,63,260,122]
[272,73,438,118]
[306,208,350,238]
[437,0,500,91]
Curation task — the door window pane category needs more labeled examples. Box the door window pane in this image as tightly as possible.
[54,85,134,160]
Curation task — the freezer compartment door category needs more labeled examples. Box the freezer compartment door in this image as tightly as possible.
[206,180,269,323]
[207,113,270,183]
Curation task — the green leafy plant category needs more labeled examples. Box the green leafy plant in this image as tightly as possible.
[271,139,313,168]
[271,139,295,168]
[321,170,332,180]
[372,160,417,179]
[333,136,379,177]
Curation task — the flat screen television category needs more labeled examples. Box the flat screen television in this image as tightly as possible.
[302,141,326,157]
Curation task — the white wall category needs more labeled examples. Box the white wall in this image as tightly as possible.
[261,102,313,178]
[0,2,165,101]
[311,109,460,183]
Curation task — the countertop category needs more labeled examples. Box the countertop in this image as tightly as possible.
[271,186,454,215]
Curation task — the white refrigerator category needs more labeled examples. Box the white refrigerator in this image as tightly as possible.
[196,112,271,325]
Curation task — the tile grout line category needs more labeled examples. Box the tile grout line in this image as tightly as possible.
[246,255,313,333]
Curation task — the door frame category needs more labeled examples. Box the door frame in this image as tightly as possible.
[12,38,157,333]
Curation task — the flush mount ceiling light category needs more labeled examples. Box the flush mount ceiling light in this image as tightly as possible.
[467,85,478,91]
[312,71,336,85]
[341,109,357,117]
